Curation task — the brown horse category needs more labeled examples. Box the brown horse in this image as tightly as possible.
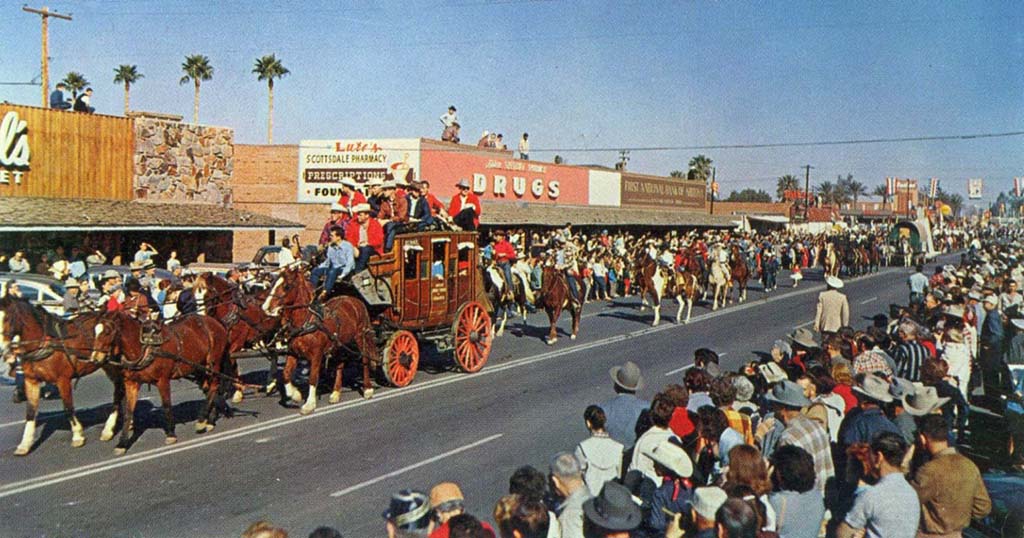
[664,269,701,324]
[91,311,232,454]
[195,273,281,401]
[727,244,749,304]
[261,266,378,414]
[537,265,581,345]
[0,297,124,456]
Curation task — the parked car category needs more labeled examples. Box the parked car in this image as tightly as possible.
[187,244,317,276]
[0,272,68,316]
[84,264,179,290]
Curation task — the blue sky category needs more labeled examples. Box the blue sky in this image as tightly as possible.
[2,0,1021,205]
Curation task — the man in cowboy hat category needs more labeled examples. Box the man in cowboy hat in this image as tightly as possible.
[582,482,642,538]
[319,202,350,247]
[909,414,991,538]
[336,176,367,214]
[839,373,902,451]
[491,229,518,301]
[766,380,834,494]
[98,269,124,312]
[345,203,384,272]
[448,178,481,231]
[366,177,385,217]
[550,452,591,538]
[814,275,849,335]
[600,361,649,447]
[382,489,432,538]
[689,486,728,538]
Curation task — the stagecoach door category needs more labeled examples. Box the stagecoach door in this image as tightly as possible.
[428,238,450,323]
[402,239,427,325]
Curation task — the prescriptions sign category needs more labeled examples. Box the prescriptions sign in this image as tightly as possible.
[297,139,420,203]
[422,149,589,205]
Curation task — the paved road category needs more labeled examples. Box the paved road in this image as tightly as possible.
[0,260,939,537]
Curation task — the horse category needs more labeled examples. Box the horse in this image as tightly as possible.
[662,268,701,324]
[90,310,232,454]
[483,262,529,337]
[824,242,840,278]
[261,266,378,414]
[727,244,750,304]
[0,297,124,456]
[707,245,730,311]
[537,265,581,345]
[635,255,667,324]
[195,273,281,402]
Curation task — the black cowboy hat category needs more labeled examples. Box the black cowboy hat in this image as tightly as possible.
[582,482,642,532]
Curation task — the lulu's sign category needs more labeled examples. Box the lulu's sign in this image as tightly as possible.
[620,173,705,209]
[0,111,31,185]
[297,139,420,203]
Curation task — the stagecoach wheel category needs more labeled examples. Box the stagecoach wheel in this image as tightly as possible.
[453,301,492,373]
[382,330,419,388]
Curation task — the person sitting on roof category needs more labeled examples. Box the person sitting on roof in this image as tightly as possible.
[448,178,482,231]
[310,227,355,299]
[346,203,384,272]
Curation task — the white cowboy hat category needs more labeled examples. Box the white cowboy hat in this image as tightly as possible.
[65,277,80,287]
[341,177,359,188]
[764,380,812,409]
[129,260,146,271]
[903,386,950,416]
[367,177,384,187]
[352,203,372,214]
[330,202,348,213]
[825,275,844,289]
[853,373,894,403]
[382,179,397,189]
[643,439,693,478]
[455,178,471,189]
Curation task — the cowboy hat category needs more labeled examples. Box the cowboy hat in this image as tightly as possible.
[382,179,397,190]
[330,201,347,213]
[853,373,894,403]
[888,377,915,399]
[825,275,844,289]
[582,482,642,532]
[101,269,121,281]
[789,327,819,349]
[394,176,410,187]
[903,386,950,416]
[367,177,384,187]
[382,489,431,531]
[765,380,811,409]
[692,487,728,522]
[609,361,643,392]
[643,439,693,478]
[340,176,359,188]
[129,260,145,271]
[65,277,80,287]
[352,203,371,214]
[139,258,154,270]
[455,178,471,189]
[428,482,464,510]
[759,362,787,384]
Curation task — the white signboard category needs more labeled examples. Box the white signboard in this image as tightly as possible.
[967,178,983,200]
[0,110,31,185]
[297,139,421,203]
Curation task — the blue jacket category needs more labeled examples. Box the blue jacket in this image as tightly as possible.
[406,194,434,226]
[601,393,650,447]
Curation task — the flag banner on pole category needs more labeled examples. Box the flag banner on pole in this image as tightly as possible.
[886,177,895,196]
[968,178,983,200]
[1015,177,1021,198]
[929,178,938,198]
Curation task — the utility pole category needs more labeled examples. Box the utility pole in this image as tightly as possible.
[710,167,716,215]
[803,164,814,220]
[23,5,73,108]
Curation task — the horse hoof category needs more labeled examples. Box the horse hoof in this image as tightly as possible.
[232,390,244,404]
[195,421,213,434]
[363,388,375,400]
[113,447,127,456]
[71,438,86,448]
[300,404,315,415]
[14,445,30,456]
[165,436,178,445]
[329,391,342,404]
[264,381,277,394]
[99,431,114,442]
[546,338,556,346]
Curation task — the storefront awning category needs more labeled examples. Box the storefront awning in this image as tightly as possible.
[746,215,790,224]
[0,197,305,232]
[480,202,736,228]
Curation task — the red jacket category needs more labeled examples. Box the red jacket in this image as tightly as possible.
[337,191,367,212]
[426,193,445,216]
[493,240,517,262]
[345,218,384,255]
[448,192,482,228]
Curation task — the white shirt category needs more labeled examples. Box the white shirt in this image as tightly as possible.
[440,111,458,127]
[519,138,530,154]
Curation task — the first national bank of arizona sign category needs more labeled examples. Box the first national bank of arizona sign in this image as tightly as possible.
[0,110,31,185]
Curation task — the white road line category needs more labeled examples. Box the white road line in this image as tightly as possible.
[0,265,903,499]
[329,434,504,498]
[663,352,727,376]
[860,296,878,305]
[0,397,152,429]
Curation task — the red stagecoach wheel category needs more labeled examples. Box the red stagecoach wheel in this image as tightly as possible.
[453,301,492,373]
[382,330,419,388]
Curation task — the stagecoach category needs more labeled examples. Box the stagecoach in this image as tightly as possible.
[337,230,494,387]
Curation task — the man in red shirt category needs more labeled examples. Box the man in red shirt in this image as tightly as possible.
[319,202,350,246]
[345,203,384,272]
[336,177,367,215]
[420,180,449,220]
[448,178,481,231]
[492,229,517,300]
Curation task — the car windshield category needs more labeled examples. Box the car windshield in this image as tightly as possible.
[48,282,67,297]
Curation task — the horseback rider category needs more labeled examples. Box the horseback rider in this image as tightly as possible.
[554,235,581,302]
[492,230,518,301]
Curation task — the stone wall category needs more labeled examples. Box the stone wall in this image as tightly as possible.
[133,117,234,205]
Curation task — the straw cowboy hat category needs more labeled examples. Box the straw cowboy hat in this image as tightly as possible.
[352,203,372,214]
[330,201,348,213]
[582,482,642,532]
[853,373,894,403]
[903,386,950,416]
[825,275,844,289]
[428,482,464,510]
[609,361,643,392]
[643,439,693,478]
[789,327,819,349]
[367,177,384,188]
[764,380,812,409]
[139,258,154,270]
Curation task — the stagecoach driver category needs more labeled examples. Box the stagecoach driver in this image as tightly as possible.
[346,203,385,272]
[310,226,355,299]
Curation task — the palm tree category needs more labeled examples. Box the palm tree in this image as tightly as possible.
[112,65,143,116]
[252,54,289,144]
[688,154,713,183]
[180,54,214,123]
[815,181,836,205]
[846,178,867,205]
[669,170,686,178]
[776,174,800,201]
[61,72,89,100]
[872,184,888,204]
